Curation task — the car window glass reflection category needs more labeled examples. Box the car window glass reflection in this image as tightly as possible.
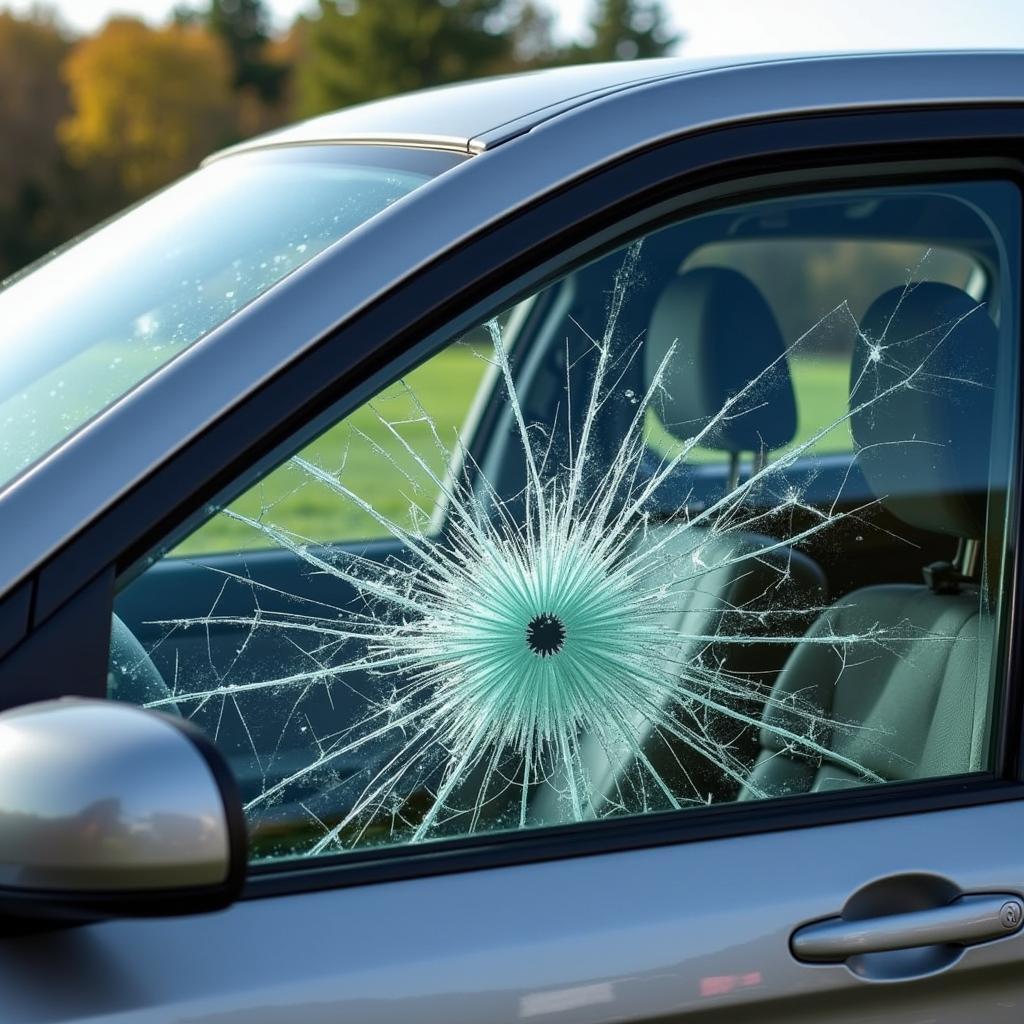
[0,146,456,488]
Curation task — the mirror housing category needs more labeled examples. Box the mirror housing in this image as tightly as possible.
[0,698,246,932]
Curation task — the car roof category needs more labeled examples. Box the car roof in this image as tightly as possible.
[210,57,718,158]
[209,51,916,159]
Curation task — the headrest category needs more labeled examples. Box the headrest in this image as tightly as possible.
[850,282,996,539]
[645,267,797,453]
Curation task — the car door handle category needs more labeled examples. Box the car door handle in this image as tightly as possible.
[791,894,1024,963]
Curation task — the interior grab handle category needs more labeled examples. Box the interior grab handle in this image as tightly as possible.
[791,894,1024,964]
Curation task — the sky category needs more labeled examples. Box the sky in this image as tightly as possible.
[7,0,1024,54]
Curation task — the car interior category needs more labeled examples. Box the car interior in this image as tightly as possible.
[112,182,1016,856]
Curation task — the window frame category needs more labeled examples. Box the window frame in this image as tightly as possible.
[4,105,1024,900]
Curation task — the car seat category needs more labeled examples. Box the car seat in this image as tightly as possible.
[742,282,999,797]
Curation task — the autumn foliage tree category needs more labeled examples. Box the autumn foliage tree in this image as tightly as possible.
[0,11,71,277]
[60,18,237,200]
[0,0,679,278]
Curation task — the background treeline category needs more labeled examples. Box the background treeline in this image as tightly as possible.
[0,0,677,278]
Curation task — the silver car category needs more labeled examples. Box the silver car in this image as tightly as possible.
[1,49,1024,1023]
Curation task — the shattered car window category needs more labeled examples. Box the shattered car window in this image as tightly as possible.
[111,181,1019,862]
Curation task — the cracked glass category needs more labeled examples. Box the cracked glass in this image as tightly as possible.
[111,180,1019,863]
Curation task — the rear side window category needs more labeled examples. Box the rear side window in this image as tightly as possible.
[111,180,1019,865]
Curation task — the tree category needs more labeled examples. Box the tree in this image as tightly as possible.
[577,0,679,62]
[206,0,287,102]
[501,0,562,71]
[61,18,237,200]
[0,10,71,276]
[294,0,518,117]
[173,0,290,133]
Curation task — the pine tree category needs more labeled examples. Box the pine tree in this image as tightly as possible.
[579,0,679,62]
[206,0,285,102]
[296,0,516,116]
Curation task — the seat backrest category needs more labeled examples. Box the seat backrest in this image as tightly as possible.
[645,265,797,459]
[743,282,999,799]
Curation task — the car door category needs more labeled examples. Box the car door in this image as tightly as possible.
[4,104,1024,1024]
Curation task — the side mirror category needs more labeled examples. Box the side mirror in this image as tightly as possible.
[0,698,246,933]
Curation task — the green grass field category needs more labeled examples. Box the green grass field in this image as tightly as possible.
[646,355,852,464]
[177,350,852,556]
[177,343,492,555]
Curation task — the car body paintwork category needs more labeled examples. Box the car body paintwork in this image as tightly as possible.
[3,50,1024,1024]
[4,803,1024,1023]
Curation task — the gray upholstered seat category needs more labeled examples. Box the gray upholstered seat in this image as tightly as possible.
[743,282,999,799]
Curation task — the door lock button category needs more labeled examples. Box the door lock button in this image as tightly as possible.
[999,900,1022,930]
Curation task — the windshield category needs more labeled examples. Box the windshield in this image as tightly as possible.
[0,145,462,489]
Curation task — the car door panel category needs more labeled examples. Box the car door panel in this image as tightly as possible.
[99,173,1018,1020]
[4,801,1023,1023]
[2,80,1024,1024]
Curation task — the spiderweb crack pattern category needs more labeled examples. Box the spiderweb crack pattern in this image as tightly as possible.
[143,245,984,856]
